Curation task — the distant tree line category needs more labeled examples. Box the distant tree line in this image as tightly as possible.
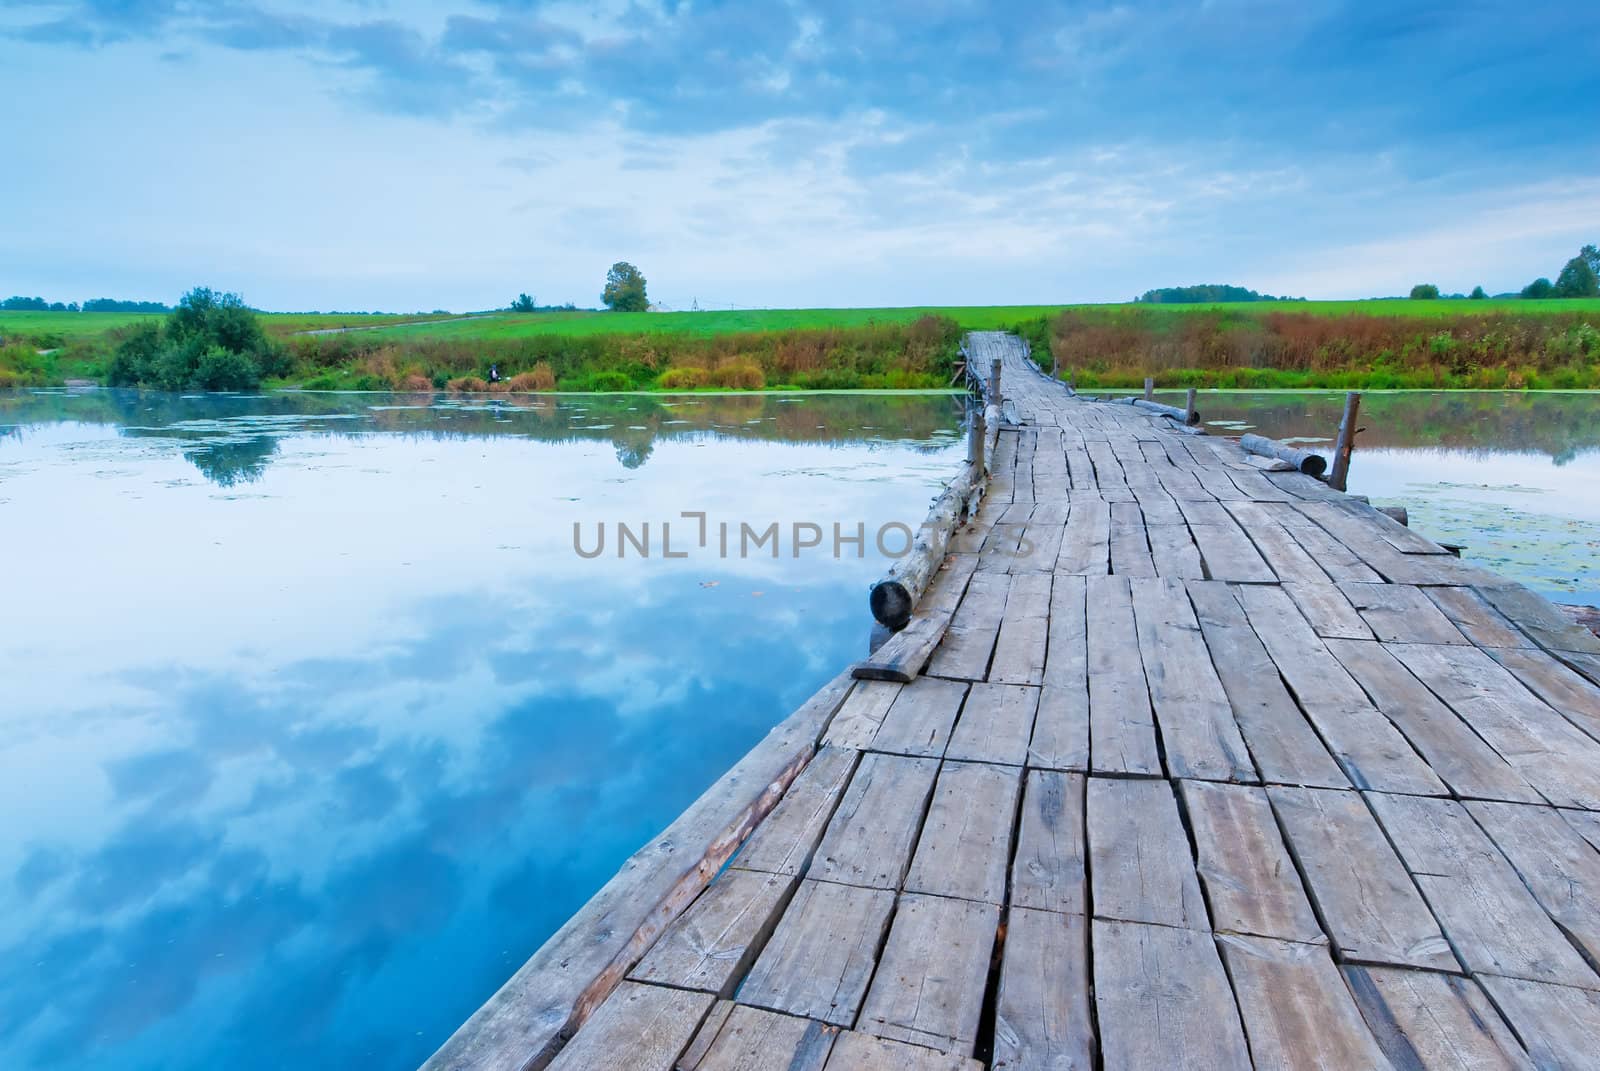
[108,287,288,391]
[1521,244,1599,300]
[1135,285,1306,304]
[507,293,579,313]
[2,296,172,312]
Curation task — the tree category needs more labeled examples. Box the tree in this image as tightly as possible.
[1583,244,1600,278]
[1522,277,1556,299]
[107,286,281,390]
[601,262,649,312]
[1469,286,1487,300]
[510,293,537,312]
[1409,284,1440,300]
[1555,255,1600,298]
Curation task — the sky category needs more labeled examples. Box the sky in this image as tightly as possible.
[3,0,1599,311]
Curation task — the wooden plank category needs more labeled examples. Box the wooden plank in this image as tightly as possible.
[926,572,1011,681]
[1487,645,1600,743]
[993,907,1093,1071]
[1012,770,1086,915]
[1217,934,1394,1070]
[733,747,859,877]
[1365,791,1599,989]
[1129,577,1255,782]
[1387,642,1600,810]
[990,572,1051,685]
[1030,577,1090,771]
[1085,575,1161,776]
[868,677,968,759]
[945,682,1039,766]
[737,879,895,1026]
[1228,501,1334,583]
[1283,520,1383,583]
[1145,520,1205,578]
[1466,800,1600,968]
[1268,786,1458,971]
[1187,581,1349,789]
[1480,976,1600,1071]
[679,1004,837,1071]
[1055,497,1110,575]
[905,761,1023,904]
[425,668,853,1071]
[1343,966,1532,1071]
[855,610,954,683]
[1339,583,1471,645]
[823,1031,982,1071]
[1091,919,1252,1070]
[1325,639,1541,804]
[822,680,902,750]
[1180,780,1323,943]
[1424,586,1535,649]
[1189,520,1278,582]
[811,752,940,890]
[1235,585,1446,795]
[1109,501,1157,577]
[629,869,797,995]
[1087,777,1208,929]
[1283,582,1374,640]
[857,893,998,1053]
[545,981,712,1070]
[919,552,979,616]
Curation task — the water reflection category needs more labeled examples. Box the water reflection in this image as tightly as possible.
[0,390,964,1070]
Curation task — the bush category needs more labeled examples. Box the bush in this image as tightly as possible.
[190,345,261,390]
[712,362,765,390]
[447,376,489,392]
[508,363,556,391]
[586,370,633,392]
[1409,284,1440,300]
[399,373,433,391]
[658,366,709,389]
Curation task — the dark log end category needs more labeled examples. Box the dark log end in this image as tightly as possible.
[870,580,914,631]
[1185,409,1201,426]
[1300,454,1328,477]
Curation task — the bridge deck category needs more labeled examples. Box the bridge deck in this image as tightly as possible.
[448,334,1600,1070]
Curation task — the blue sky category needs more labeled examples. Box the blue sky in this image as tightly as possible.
[3,0,1598,311]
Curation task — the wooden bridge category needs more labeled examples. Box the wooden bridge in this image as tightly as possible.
[427,333,1600,1071]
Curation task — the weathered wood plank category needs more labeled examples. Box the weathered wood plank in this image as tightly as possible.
[1055,497,1110,575]
[1479,976,1600,1071]
[1129,577,1255,782]
[945,682,1039,766]
[1343,966,1532,1071]
[823,1031,982,1071]
[1085,575,1161,776]
[1091,919,1252,1070]
[1326,639,1541,804]
[679,1004,838,1071]
[1218,934,1395,1070]
[990,572,1052,685]
[857,894,998,1054]
[1268,786,1458,971]
[1424,586,1535,649]
[926,571,1011,681]
[868,677,968,759]
[1145,519,1206,578]
[545,982,712,1071]
[630,869,797,995]
[1339,582,1471,645]
[1189,519,1278,582]
[1180,780,1324,943]
[732,747,859,877]
[1032,576,1089,769]
[1387,642,1600,809]
[1087,777,1208,929]
[1365,791,1599,989]
[905,761,1023,904]
[856,609,954,683]
[811,752,939,890]
[1012,770,1086,915]
[1477,583,1600,655]
[1236,585,1445,795]
[737,879,896,1026]
[1466,799,1600,969]
[1109,501,1157,577]
[823,679,902,750]
[993,907,1093,1071]
[1486,645,1600,743]
[1283,519,1384,583]
[1187,581,1349,788]
[1283,581,1374,640]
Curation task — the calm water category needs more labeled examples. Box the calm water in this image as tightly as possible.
[1164,390,1600,607]
[0,389,966,1071]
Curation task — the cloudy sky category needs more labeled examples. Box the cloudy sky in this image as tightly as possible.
[4,0,1598,311]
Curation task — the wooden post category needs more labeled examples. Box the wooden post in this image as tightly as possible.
[1184,388,1197,425]
[1329,391,1362,492]
[990,357,1003,402]
[1051,358,1060,379]
[1144,377,1155,401]
[1068,369,1077,391]
[967,403,986,471]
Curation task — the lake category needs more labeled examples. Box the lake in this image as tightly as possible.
[0,389,965,1071]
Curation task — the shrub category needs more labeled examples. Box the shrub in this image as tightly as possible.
[399,373,433,391]
[190,345,261,390]
[508,363,556,391]
[1409,284,1440,300]
[658,366,709,389]
[712,362,765,390]
[586,370,633,392]
[447,376,489,392]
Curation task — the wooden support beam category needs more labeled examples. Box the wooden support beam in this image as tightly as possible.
[1239,434,1328,477]
[1328,391,1362,492]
